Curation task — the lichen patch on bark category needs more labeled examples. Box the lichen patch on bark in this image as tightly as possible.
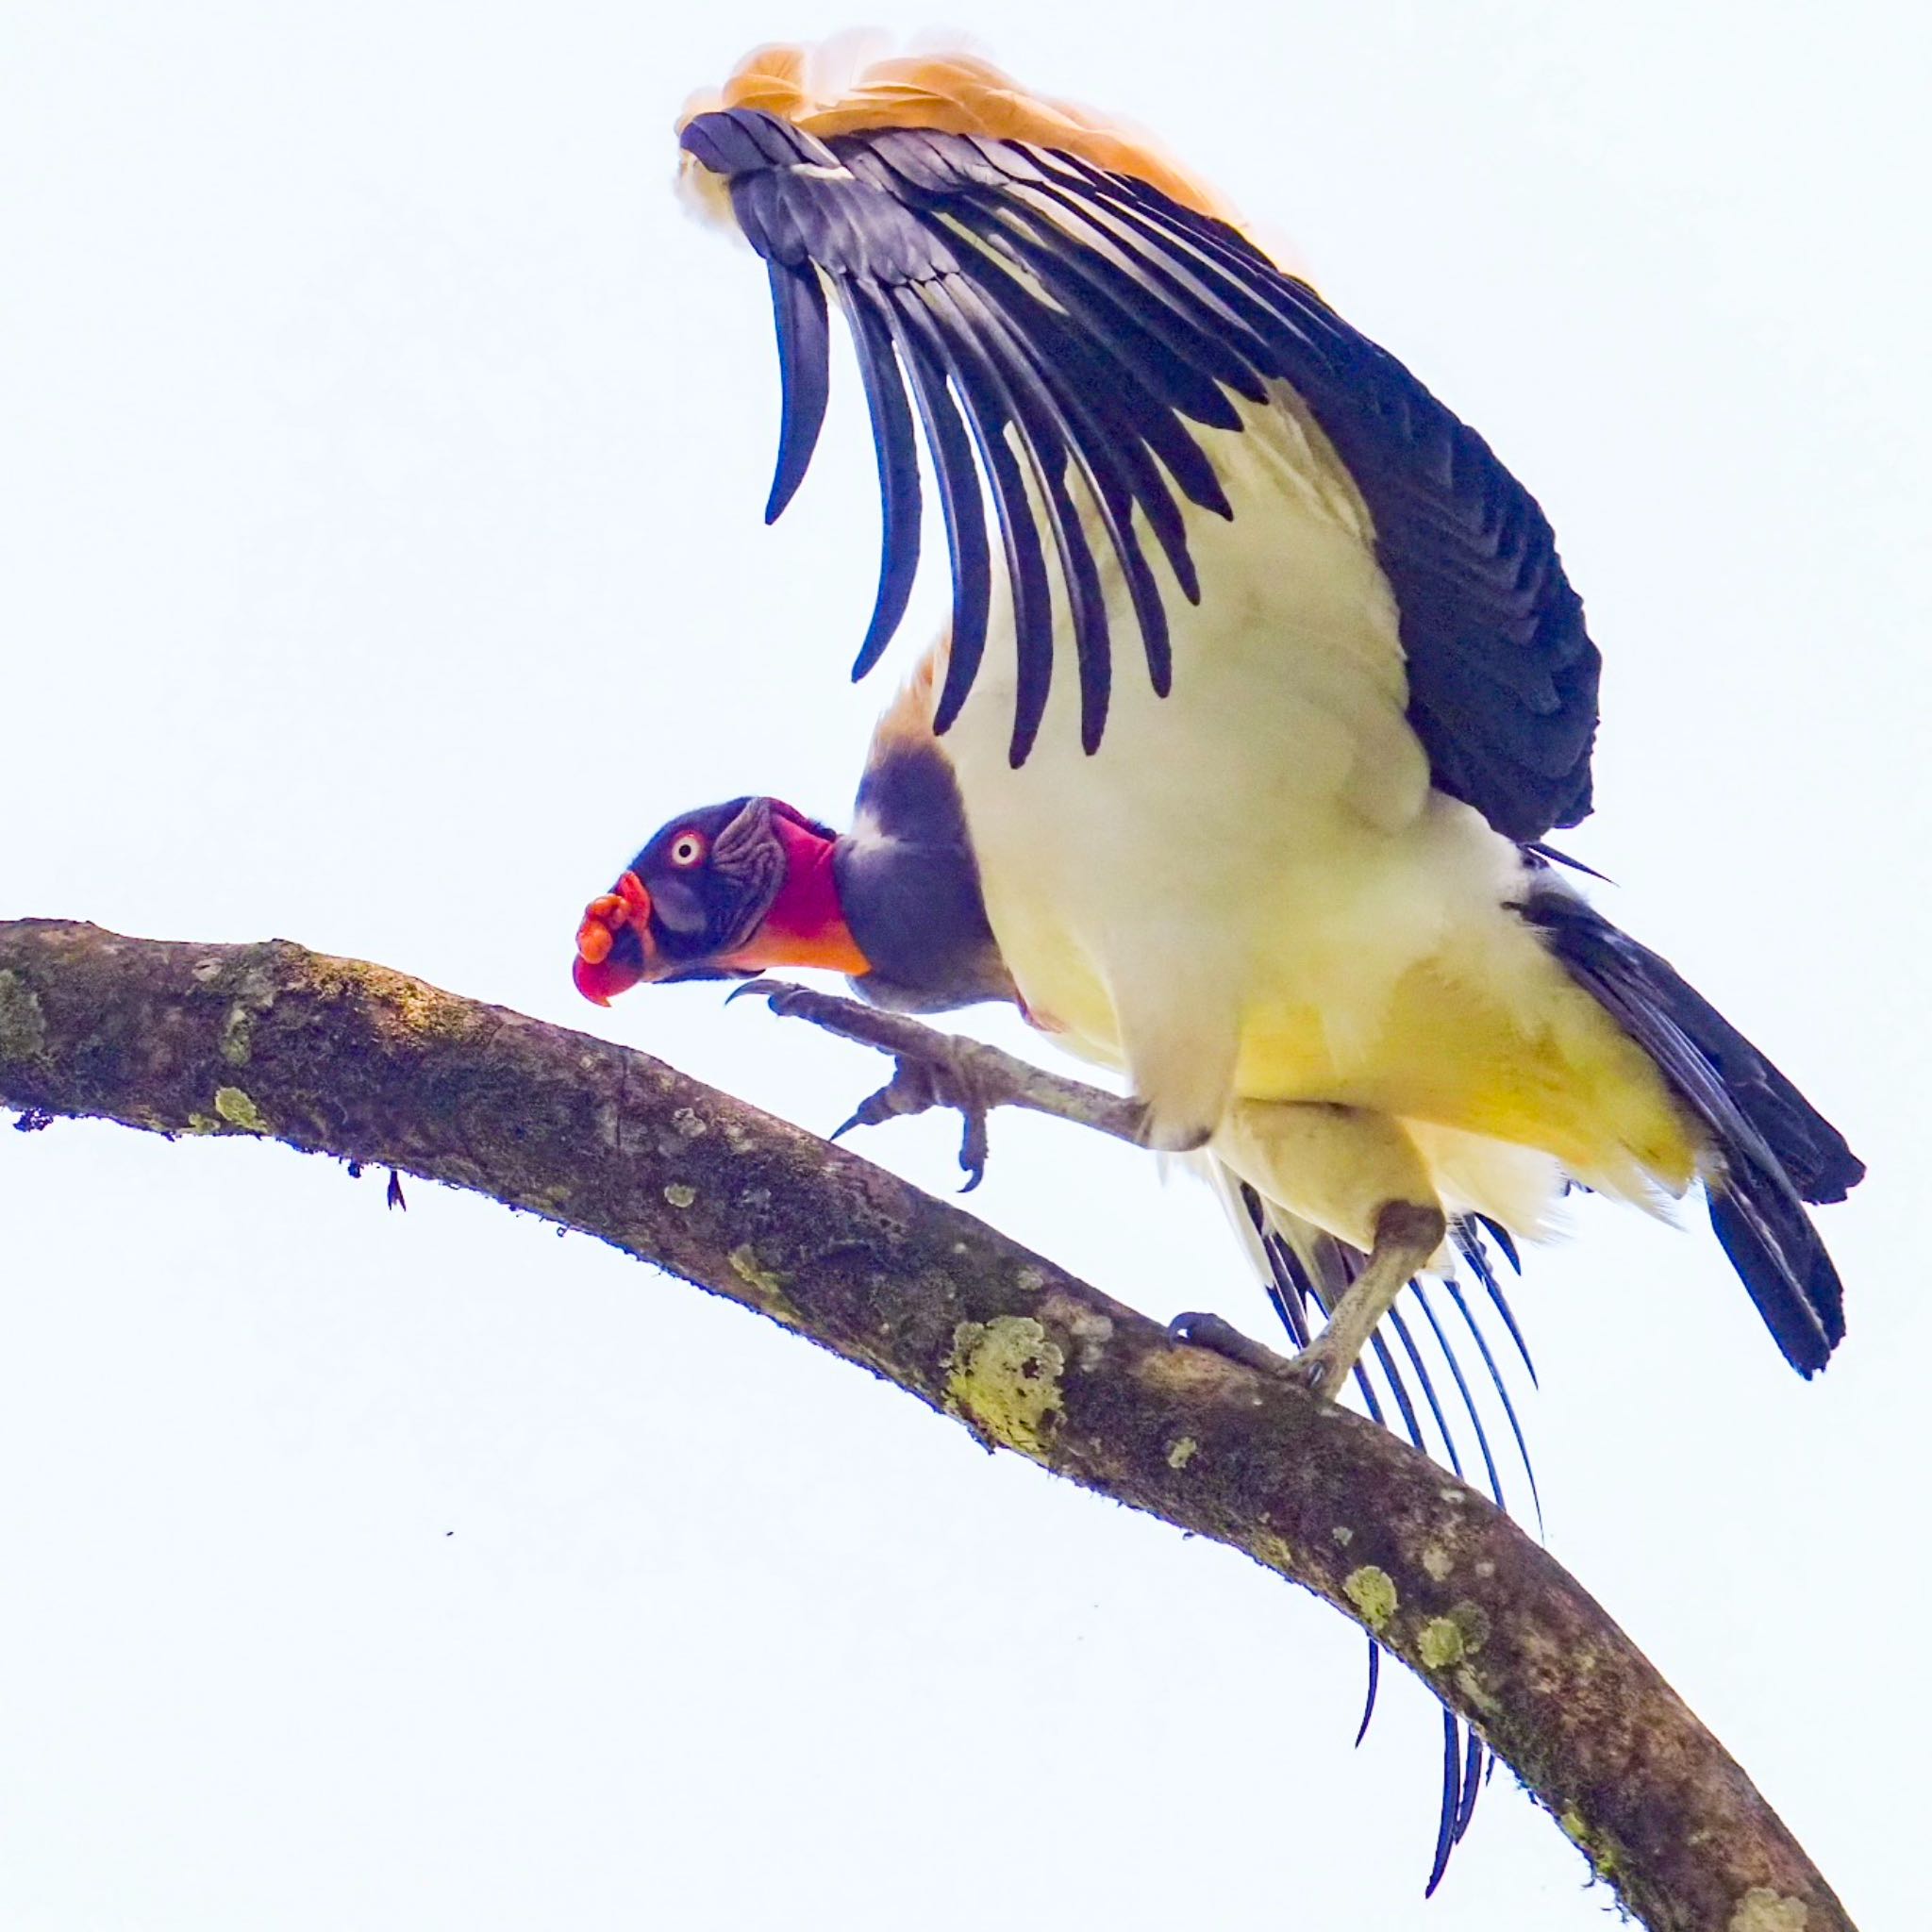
[1730,1889,1809,1932]
[727,1244,802,1326]
[1419,1616,1466,1669]
[944,1315,1064,1457]
[1343,1565,1398,1631]
[212,1086,270,1133]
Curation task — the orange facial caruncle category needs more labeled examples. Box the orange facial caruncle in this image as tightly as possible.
[572,871,655,1006]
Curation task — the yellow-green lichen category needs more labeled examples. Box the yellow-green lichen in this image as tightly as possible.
[212,1086,270,1134]
[663,1183,697,1208]
[1416,1600,1494,1674]
[727,1244,801,1325]
[1418,1617,1466,1670]
[1729,1889,1808,1932]
[0,972,47,1061]
[220,1004,255,1066]
[1166,1436,1198,1471]
[1250,1531,1294,1574]
[1558,1806,1625,1884]
[1330,1525,1354,1547]
[1454,1663,1502,1717]
[1421,1541,1454,1581]
[1342,1565,1397,1631]
[944,1315,1064,1458]
[308,957,469,1042]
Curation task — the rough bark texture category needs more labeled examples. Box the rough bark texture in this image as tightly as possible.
[0,918,1852,1932]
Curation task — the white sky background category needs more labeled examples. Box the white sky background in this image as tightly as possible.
[3,2,1926,1925]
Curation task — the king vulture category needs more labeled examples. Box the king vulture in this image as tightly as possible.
[571,41,1864,1884]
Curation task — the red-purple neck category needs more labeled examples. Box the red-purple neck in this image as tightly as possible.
[738,807,870,974]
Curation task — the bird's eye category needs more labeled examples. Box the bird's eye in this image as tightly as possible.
[668,830,707,869]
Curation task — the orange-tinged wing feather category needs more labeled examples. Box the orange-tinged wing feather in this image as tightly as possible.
[681,42,1240,227]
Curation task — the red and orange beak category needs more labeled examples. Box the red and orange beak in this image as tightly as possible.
[573,871,656,1007]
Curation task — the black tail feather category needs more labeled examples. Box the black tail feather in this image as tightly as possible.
[1238,1187,1522,1888]
[1523,881,1862,1376]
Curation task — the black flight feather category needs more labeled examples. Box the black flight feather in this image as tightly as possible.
[1523,879,1861,1374]
[683,108,1601,837]
[762,261,831,523]
[833,284,922,679]
[884,290,993,729]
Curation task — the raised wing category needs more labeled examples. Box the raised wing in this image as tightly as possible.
[681,106,1600,841]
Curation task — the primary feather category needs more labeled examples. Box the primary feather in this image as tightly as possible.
[678,67,1597,838]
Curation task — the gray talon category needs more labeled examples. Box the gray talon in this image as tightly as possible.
[833,1047,994,1188]
[1286,1350,1337,1394]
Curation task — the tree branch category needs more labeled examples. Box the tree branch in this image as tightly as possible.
[0,918,1852,1932]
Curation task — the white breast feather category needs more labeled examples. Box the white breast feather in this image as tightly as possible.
[933,391,1589,1243]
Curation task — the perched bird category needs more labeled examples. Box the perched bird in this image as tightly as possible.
[572,40,1864,1881]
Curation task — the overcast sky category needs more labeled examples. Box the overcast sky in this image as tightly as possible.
[4,4,1927,1926]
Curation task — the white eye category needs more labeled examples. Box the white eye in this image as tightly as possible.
[669,831,706,868]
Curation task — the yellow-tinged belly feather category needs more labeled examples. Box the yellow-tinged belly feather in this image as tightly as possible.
[1232,961,1698,1193]
[1003,903,1698,1206]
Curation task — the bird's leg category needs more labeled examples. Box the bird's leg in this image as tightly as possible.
[1107,953,1240,1156]
[728,979,1141,1190]
[1176,1101,1446,1398]
[1287,1200,1447,1396]
[1168,1201,1445,1394]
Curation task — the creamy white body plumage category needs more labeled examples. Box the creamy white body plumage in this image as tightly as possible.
[924,396,1692,1253]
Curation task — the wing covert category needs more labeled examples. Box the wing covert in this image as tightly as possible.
[680,106,1600,838]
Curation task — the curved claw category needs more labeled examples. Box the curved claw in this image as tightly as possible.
[1167,1310,1294,1378]
[725,975,801,1011]
[1274,1334,1354,1402]
[824,1050,995,1189]
[956,1112,989,1192]
[725,976,827,1024]
[726,979,1002,1188]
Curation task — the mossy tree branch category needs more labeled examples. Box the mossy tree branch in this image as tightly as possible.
[0,918,1852,1932]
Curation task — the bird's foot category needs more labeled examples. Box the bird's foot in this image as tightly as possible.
[832,1040,1002,1191]
[730,979,1016,1190]
[1168,1310,1301,1380]
[1167,1310,1352,1400]
[730,979,1148,1185]
[1275,1332,1353,1398]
